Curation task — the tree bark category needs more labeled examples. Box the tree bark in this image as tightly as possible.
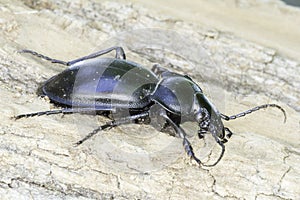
[0,0,299,199]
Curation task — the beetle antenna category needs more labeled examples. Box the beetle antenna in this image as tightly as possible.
[18,49,69,65]
[220,104,286,123]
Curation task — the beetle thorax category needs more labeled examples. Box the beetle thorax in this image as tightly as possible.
[194,93,225,139]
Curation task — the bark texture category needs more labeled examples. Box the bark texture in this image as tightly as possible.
[0,0,299,199]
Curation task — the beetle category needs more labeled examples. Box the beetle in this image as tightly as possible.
[15,46,286,167]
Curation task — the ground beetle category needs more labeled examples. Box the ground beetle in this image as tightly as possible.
[15,46,286,167]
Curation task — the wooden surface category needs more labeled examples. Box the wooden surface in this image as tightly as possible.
[0,0,299,199]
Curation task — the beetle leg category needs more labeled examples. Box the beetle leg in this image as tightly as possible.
[67,46,126,65]
[224,127,233,140]
[220,103,286,123]
[14,107,113,119]
[19,46,126,66]
[219,127,233,144]
[160,113,202,165]
[198,125,226,167]
[75,112,149,146]
[14,108,78,119]
[182,136,202,165]
[201,137,225,167]
[18,49,69,65]
[151,64,170,76]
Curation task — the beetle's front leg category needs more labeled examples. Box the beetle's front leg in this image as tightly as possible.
[200,130,226,167]
[221,127,233,143]
[173,123,202,165]
[158,111,202,165]
[182,136,202,165]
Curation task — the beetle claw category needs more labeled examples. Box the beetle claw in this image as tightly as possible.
[192,156,202,166]
[73,141,81,147]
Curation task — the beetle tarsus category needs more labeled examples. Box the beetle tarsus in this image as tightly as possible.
[14,108,95,119]
[161,111,203,165]
[224,127,233,139]
[183,137,202,165]
[67,46,126,66]
[202,139,225,167]
[15,109,66,119]
[18,49,68,65]
[14,108,113,120]
[19,46,126,66]
[74,125,111,146]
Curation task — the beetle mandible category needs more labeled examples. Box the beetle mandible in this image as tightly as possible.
[15,46,286,167]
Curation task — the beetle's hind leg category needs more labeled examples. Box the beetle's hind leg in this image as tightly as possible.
[67,46,126,65]
[14,108,76,119]
[14,107,112,120]
[151,64,170,76]
[152,64,166,74]
[75,112,149,146]
[19,46,126,66]
[18,49,69,65]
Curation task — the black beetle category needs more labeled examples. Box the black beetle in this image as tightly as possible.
[15,46,286,167]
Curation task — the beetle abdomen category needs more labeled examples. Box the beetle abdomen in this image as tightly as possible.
[42,58,158,110]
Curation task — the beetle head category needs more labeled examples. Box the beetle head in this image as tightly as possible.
[194,93,225,140]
